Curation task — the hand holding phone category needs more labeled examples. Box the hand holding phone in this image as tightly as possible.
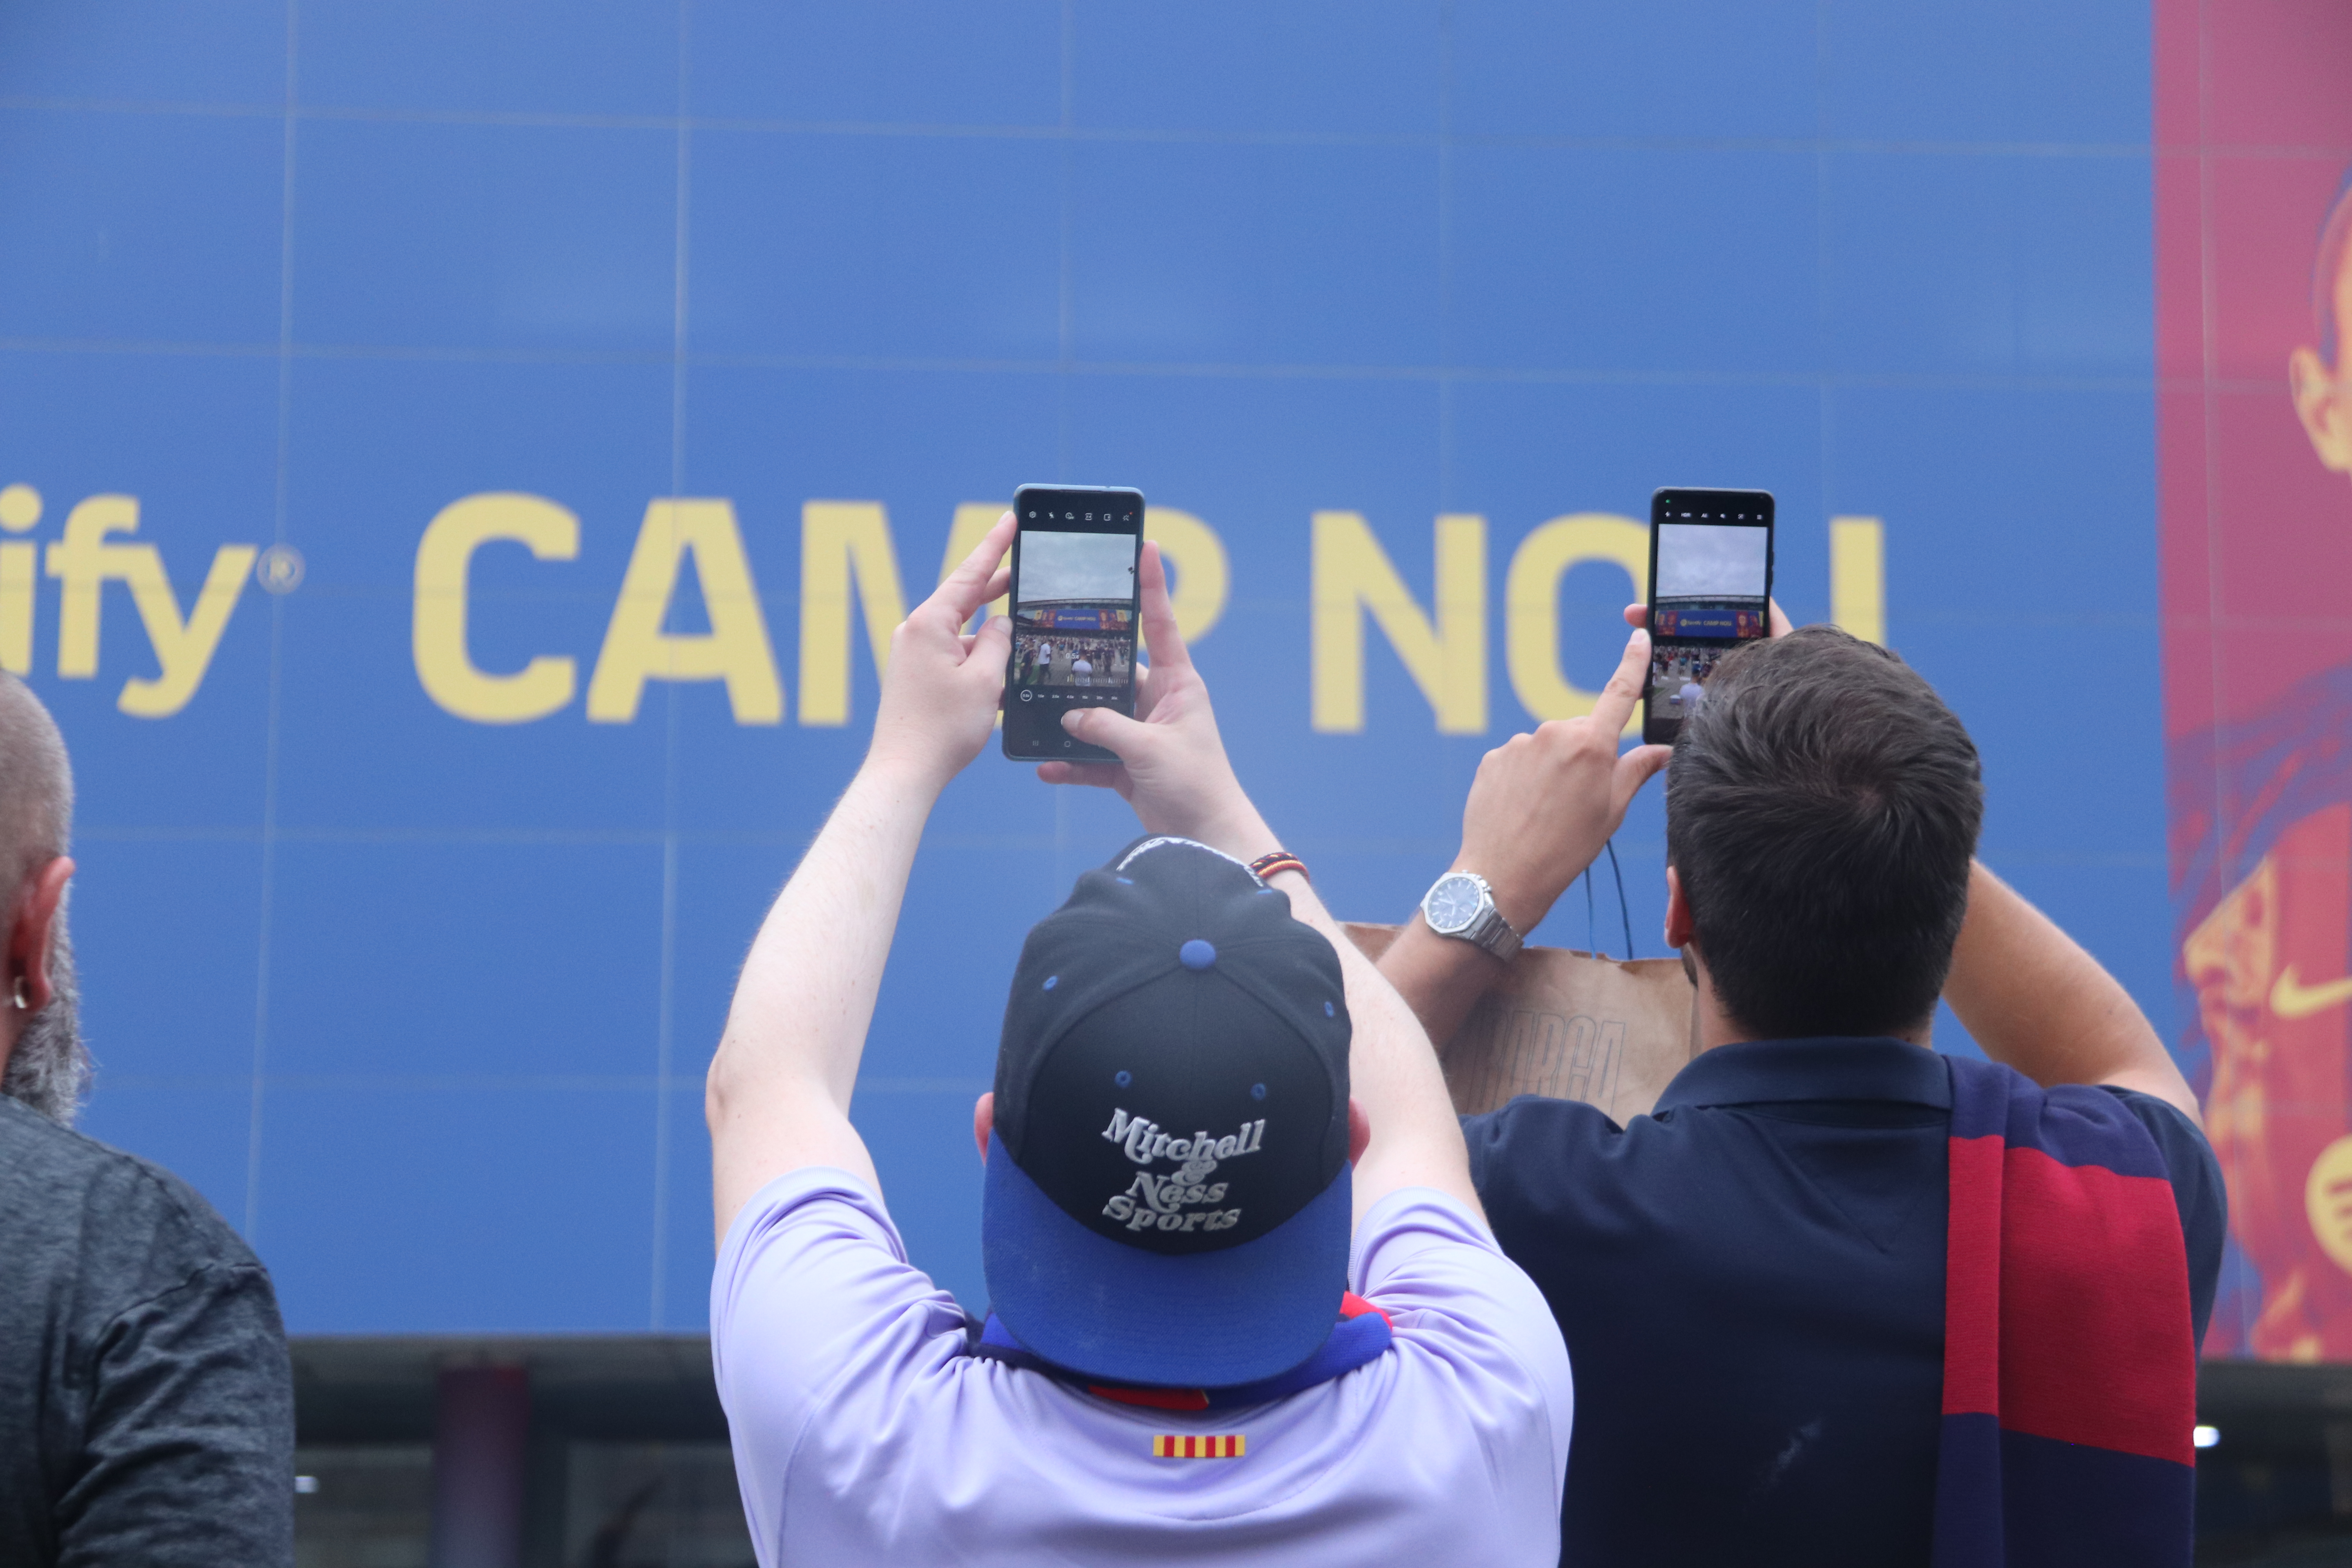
[1453,629,1672,935]
[865,510,1016,791]
[1002,485,1146,762]
[1642,488,1775,746]
[1043,539,1272,860]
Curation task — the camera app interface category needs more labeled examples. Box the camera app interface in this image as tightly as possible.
[1008,504,1139,753]
[1648,514,1769,735]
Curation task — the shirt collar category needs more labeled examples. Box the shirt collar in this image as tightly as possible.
[1652,1037,1953,1113]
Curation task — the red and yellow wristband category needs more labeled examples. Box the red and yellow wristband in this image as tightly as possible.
[1247,851,1309,884]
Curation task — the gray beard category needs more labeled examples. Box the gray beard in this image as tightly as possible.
[1,921,87,1127]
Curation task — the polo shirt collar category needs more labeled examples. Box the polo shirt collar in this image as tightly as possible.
[1652,1037,1952,1113]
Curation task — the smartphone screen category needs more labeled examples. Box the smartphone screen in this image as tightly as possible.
[1002,485,1145,762]
[1643,488,1774,746]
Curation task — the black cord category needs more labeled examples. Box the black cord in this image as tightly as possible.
[1583,866,1595,957]
[1606,839,1634,960]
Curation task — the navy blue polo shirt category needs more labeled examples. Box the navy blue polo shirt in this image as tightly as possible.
[1463,1038,2225,1568]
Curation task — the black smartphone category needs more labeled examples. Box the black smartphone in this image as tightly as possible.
[1002,484,1146,762]
[1642,487,1775,746]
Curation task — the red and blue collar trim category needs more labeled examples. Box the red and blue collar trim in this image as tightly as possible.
[969,1292,1394,1411]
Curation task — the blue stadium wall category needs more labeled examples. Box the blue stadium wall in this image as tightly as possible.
[0,2,2158,1331]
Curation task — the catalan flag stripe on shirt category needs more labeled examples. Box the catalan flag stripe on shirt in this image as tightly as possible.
[1153,1434,1245,1459]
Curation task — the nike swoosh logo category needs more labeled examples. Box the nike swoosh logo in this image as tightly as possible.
[2272,965,2352,1021]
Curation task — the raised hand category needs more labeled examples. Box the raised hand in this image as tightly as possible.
[1037,542,1272,861]
[1461,629,1671,935]
[867,512,1016,793]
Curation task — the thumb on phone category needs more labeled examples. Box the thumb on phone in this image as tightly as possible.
[1060,702,1151,762]
[969,612,1013,671]
[1612,742,1673,812]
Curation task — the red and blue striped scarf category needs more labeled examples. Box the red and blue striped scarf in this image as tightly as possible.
[1934,1054,2197,1566]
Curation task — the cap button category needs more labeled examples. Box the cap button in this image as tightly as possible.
[1179,939,1217,971]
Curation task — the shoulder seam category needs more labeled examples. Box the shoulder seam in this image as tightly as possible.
[78,1261,281,1388]
[95,1261,278,1343]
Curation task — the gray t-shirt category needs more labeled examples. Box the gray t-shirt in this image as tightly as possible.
[0,1095,295,1567]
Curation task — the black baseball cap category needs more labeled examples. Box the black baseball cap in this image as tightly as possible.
[980,835,1354,1388]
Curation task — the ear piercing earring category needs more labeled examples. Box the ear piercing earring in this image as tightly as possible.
[11,977,29,1010]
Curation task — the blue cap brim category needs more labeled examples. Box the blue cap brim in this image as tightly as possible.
[980,1131,1352,1388]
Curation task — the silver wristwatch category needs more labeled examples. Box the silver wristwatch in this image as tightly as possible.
[1420,871,1523,962]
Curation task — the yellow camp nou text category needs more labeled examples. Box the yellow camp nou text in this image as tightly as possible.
[0,485,1887,734]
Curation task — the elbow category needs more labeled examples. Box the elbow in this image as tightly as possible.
[705,1035,746,1137]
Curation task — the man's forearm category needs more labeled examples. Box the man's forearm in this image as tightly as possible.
[1943,861,2201,1125]
[1185,809,1482,1223]
[707,758,940,1228]
[719,760,936,1106]
[1376,916,1504,1054]
[1268,872,1483,1225]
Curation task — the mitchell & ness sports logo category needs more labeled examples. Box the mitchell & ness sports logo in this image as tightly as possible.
[1096,1109,1266,1235]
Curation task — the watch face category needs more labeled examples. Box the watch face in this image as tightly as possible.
[1425,874,1484,935]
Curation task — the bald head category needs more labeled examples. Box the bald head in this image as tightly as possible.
[0,678,80,1125]
[0,674,71,888]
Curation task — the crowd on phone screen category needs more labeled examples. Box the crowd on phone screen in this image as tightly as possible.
[1017,635,1131,688]
[0,517,2221,1568]
[1654,647,1723,686]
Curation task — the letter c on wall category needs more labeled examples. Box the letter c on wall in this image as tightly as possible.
[1504,512,1648,731]
[413,493,579,723]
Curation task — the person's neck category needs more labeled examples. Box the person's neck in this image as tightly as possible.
[1690,997,1935,1054]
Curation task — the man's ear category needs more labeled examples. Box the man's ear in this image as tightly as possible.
[973,1091,995,1163]
[2291,345,2352,474]
[1664,864,1697,953]
[11,856,72,1013]
[1347,1096,1371,1167]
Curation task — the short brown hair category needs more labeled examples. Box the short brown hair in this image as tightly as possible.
[2319,167,2352,367]
[1664,626,1982,1039]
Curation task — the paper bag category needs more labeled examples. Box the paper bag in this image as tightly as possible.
[1344,924,1698,1124]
